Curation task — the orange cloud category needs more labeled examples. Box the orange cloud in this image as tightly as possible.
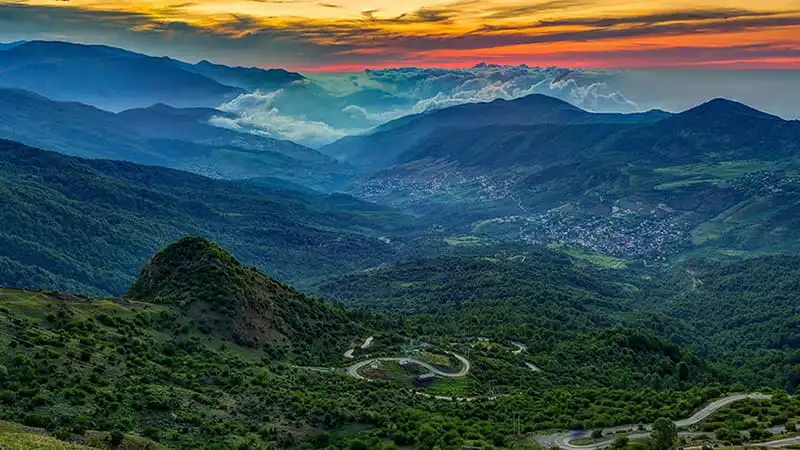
[2,0,799,69]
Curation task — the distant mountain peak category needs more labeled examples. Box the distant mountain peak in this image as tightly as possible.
[680,98,781,121]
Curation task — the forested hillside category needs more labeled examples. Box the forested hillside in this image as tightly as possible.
[643,256,800,391]
[0,139,411,295]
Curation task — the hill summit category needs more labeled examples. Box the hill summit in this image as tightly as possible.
[126,237,360,352]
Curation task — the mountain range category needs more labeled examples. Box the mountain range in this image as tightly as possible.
[0,88,353,189]
[0,41,304,111]
[327,95,800,262]
[322,94,671,171]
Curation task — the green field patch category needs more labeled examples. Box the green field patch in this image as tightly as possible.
[654,160,772,179]
[424,376,471,397]
[418,351,461,372]
[444,235,483,246]
[0,433,94,450]
[692,222,727,245]
[651,161,773,191]
[548,244,629,269]
[654,178,719,190]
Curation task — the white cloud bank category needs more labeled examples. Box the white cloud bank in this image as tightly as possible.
[213,64,641,148]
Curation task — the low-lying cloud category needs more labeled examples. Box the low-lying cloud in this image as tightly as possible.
[214,64,640,147]
[213,90,352,147]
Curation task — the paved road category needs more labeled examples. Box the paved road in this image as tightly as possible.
[344,336,375,359]
[361,336,374,349]
[510,342,527,355]
[540,394,775,450]
[346,351,471,381]
[757,436,800,447]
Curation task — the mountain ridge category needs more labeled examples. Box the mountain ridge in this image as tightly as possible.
[0,40,243,111]
[0,138,409,295]
[321,92,672,171]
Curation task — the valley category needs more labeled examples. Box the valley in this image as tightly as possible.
[0,38,799,450]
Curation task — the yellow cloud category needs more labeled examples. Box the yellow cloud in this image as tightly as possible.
[7,0,800,69]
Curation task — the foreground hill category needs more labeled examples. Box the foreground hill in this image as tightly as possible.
[338,96,800,262]
[0,89,352,189]
[126,237,361,348]
[0,238,373,447]
[0,41,243,111]
[0,139,410,295]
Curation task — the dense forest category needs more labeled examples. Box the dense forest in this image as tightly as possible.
[0,139,414,296]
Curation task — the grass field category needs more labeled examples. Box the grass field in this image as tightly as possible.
[651,160,774,191]
[0,421,164,450]
[424,377,471,397]
[444,235,484,246]
[0,433,94,450]
[548,244,629,269]
[654,160,773,179]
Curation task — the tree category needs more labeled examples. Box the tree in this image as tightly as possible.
[651,418,677,450]
[677,362,690,381]
[109,430,125,449]
[592,430,604,439]
[613,436,629,449]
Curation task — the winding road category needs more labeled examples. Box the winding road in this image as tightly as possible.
[539,394,775,450]
[344,336,375,359]
[346,351,471,381]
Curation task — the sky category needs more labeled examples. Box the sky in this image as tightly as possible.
[0,0,799,70]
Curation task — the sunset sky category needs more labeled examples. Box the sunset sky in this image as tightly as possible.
[1,0,799,70]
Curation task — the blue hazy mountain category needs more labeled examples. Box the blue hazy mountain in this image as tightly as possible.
[0,88,353,189]
[337,95,800,260]
[0,40,243,110]
[322,93,670,171]
[176,59,306,91]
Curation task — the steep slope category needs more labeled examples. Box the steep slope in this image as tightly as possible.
[322,94,670,171]
[0,41,243,111]
[0,89,353,189]
[126,237,361,349]
[0,279,372,448]
[0,139,410,295]
[641,256,800,390]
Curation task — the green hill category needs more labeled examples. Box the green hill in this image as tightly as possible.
[0,239,374,448]
[1,240,798,449]
[0,139,411,295]
[126,237,361,350]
